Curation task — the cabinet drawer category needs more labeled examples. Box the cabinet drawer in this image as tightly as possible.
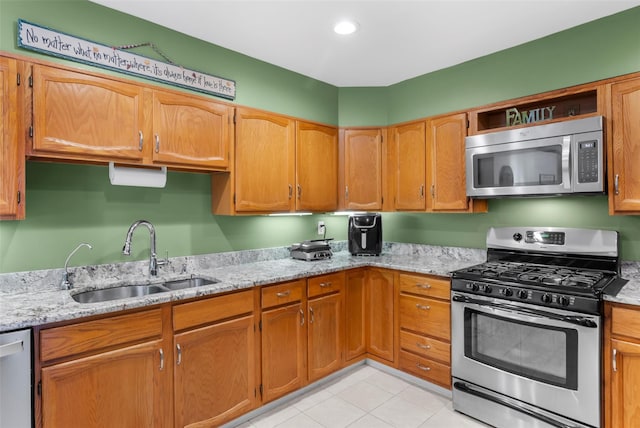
[308,272,344,298]
[173,289,254,331]
[399,273,450,300]
[400,330,450,364]
[262,279,305,309]
[40,309,163,362]
[400,294,450,341]
[399,350,451,388]
[611,305,640,339]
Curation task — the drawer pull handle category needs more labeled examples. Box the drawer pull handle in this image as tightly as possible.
[613,348,618,372]
[176,344,182,365]
[416,343,431,350]
[276,290,291,298]
[416,304,431,310]
[309,307,315,323]
[417,284,431,289]
[319,282,332,288]
[138,130,143,151]
[417,363,431,371]
[300,308,305,326]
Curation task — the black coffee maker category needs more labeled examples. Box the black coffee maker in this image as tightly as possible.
[348,213,382,256]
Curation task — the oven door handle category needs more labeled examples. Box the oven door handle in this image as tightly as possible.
[452,294,598,328]
[453,381,582,428]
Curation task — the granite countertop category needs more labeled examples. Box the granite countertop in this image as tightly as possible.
[3,242,640,333]
[0,242,486,332]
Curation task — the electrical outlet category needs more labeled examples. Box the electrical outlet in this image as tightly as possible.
[317,221,326,236]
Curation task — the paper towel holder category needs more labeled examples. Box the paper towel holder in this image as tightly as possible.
[109,162,167,188]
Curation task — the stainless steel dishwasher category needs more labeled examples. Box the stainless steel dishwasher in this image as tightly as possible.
[0,329,32,428]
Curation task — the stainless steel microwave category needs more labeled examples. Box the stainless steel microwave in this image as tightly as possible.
[465,116,604,198]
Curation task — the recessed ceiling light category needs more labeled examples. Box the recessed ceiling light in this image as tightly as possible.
[334,20,359,35]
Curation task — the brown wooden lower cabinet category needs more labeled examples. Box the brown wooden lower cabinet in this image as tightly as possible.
[366,268,395,362]
[604,302,640,428]
[41,339,168,428]
[38,308,171,428]
[261,280,307,403]
[344,268,367,362]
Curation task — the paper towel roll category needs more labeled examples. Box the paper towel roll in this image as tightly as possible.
[109,162,167,188]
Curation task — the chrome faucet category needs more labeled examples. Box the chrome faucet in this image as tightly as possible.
[122,220,165,276]
[61,242,92,290]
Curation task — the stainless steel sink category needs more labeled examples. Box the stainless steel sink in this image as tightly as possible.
[162,277,218,290]
[71,277,219,303]
[72,284,168,303]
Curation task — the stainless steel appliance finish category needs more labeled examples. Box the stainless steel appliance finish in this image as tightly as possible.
[465,116,604,197]
[0,329,32,428]
[348,213,382,256]
[451,226,621,428]
[290,239,333,261]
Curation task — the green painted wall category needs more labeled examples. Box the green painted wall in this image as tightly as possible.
[2,2,640,273]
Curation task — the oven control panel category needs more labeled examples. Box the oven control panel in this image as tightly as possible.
[451,279,599,314]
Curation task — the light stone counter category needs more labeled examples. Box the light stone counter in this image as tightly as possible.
[604,261,640,306]
[0,242,486,332]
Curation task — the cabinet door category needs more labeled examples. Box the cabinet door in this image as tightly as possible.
[308,293,342,382]
[345,269,367,362]
[261,303,307,402]
[152,90,232,169]
[426,113,469,211]
[367,269,395,362]
[389,121,426,210]
[610,338,640,428]
[609,78,640,213]
[235,108,295,212]
[31,65,145,161]
[296,121,338,211]
[174,315,257,428]
[41,339,169,428]
[0,57,23,219]
[343,128,383,210]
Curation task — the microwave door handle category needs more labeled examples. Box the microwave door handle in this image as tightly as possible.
[452,294,597,328]
[561,136,571,190]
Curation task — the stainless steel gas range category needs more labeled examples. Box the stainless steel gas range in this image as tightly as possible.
[450,227,626,428]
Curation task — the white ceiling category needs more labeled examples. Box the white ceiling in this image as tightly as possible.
[89,0,640,87]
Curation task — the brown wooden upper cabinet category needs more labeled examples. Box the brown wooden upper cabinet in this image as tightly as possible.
[388,121,426,211]
[151,90,232,169]
[426,112,471,212]
[296,121,339,212]
[608,76,640,214]
[0,56,24,220]
[234,107,296,213]
[28,63,232,171]
[340,128,384,211]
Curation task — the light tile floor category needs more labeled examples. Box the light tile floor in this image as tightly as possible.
[233,365,490,428]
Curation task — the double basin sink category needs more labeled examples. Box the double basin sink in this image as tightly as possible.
[71,277,218,304]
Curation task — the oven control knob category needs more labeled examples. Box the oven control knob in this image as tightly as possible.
[470,282,480,292]
[503,288,513,297]
[483,285,492,294]
[541,293,552,304]
[513,233,523,242]
[517,289,528,299]
[559,296,570,306]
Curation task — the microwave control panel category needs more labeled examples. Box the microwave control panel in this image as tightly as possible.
[577,140,599,183]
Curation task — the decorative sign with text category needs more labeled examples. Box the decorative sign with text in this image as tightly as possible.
[505,106,556,127]
[17,19,236,100]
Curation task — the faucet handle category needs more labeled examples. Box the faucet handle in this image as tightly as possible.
[157,250,169,267]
